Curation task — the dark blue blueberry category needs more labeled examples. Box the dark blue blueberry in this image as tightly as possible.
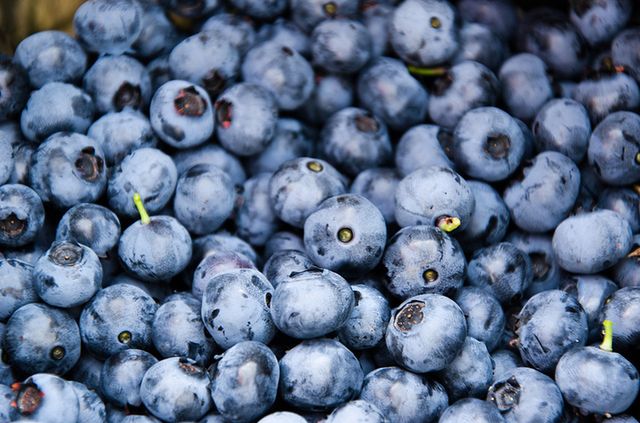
[0,55,29,122]
[201,269,275,349]
[264,231,305,260]
[160,0,218,18]
[132,0,179,59]
[192,249,256,299]
[262,249,313,288]
[437,336,493,400]
[516,290,588,374]
[516,117,536,160]
[256,18,310,57]
[201,13,256,56]
[279,338,363,411]
[455,287,505,352]
[532,99,592,162]
[56,203,121,260]
[386,294,466,373]
[429,61,499,129]
[79,283,158,358]
[453,107,526,182]
[498,54,553,122]
[100,349,158,408]
[350,168,400,225]
[587,111,640,185]
[491,349,523,383]
[258,411,306,423]
[395,125,453,177]
[552,209,632,274]
[193,232,259,266]
[236,173,279,246]
[106,274,171,304]
[68,380,105,423]
[612,236,640,288]
[290,0,360,33]
[5,303,80,375]
[242,41,314,110]
[453,23,507,72]
[612,28,640,81]
[147,55,172,93]
[20,82,94,142]
[327,399,387,422]
[140,357,212,422]
[73,0,143,54]
[357,57,428,131]
[228,0,287,19]
[440,398,505,423]
[383,225,466,299]
[573,73,640,124]
[152,296,213,365]
[504,151,581,233]
[0,127,13,185]
[362,2,392,59]
[457,0,517,40]
[390,0,459,67]
[14,30,87,88]
[11,373,80,422]
[458,181,510,253]
[569,0,633,46]
[210,341,279,421]
[597,187,640,232]
[601,287,640,354]
[360,366,449,423]
[506,231,561,298]
[467,242,533,305]
[338,284,390,351]
[487,367,564,423]
[0,258,36,322]
[215,82,278,157]
[0,184,44,248]
[302,74,354,125]
[561,274,617,341]
[311,19,371,74]
[173,143,246,187]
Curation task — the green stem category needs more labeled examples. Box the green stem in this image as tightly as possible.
[436,216,461,233]
[407,65,448,77]
[600,320,613,352]
[133,193,150,225]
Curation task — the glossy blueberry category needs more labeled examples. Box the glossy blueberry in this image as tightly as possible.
[356,57,428,131]
[532,99,591,162]
[350,168,399,225]
[383,225,466,299]
[311,19,371,74]
[132,0,179,59]
[0,55,29,121]
[506,231,561,298]
[302,73,354,125]
[160,0,218,18]
[210,341,279,422]
[20,82,94,142]
[612,28,640,81]
[262,249,313,288]
[455,287,505,352]
[570,0,633,46]
[79,283,158,358]
[467,242,533,305]
[601,287,640,354]
[360,366,448,423]
[264,231,305,260]
[395,125,453,177]
[561,274,617,341]
[453,23,506,72]
[11,373,80,423]
[338,284,390,351]
[235,173,278,246]
[258,411,306,423]
[459,181,510,253]
[574,73,640,124]
[499,54,553,122]
[440,398,505,423]
[192,249,256,299]
[108,147,177,218]
[173,143,246,187]
[0,258,36,321]
[201,269,275,349]
[438,337,493,400]
[100,349,158,408]
[290,0,360,33]
[279,338,363,411]
[5,303,80,375]
[201,13,256,56]
[0,184,44,248]
[140,357,212,422]
[552,210,632,274]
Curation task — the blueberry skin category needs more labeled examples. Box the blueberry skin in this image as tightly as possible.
[587,111,640,186]
[453,106,526,182]
[229,0,287,19]
[0,55,29,121]
[160,0,218,18]
[327,399,388,423]
[290,0,360,33]
[390,0,459,67]
[264,231,305,260]
[395,166,475,230]
[34,241,102,308]
[455,287,505,352]
[79,283,158,358]
[491,349,523,383]
[499,54,553,122]
[174,164,235,235]
[532,99,591,162]
[0,129,13,185]
[612,28,640,81]
[338,285,390,350]
[574,73,640,124]
[458,181,510,253]
[0,258,36,321]
[439,398,505,423]
[363,2,392,59]
[140,357,212,422]
[56,203,121,259]
[20,82,94,143]
[0,184,44,248]
[467,242,533,305]
[269,157,348,228]
[152,296,213,365]
[556,346,638,414]
[457,0,517,41]
[210,341,279,422]
[311,19,371,74]
[14,30,87,88]
[279,338,363,411]
[601,287,640,354]
[453,23,507,72]
[552,210,632,274]
[570,0,632,46]
[236,173,279,246]
[201,269,275,349]
[215,82,278,156]
[173,144,246,187]
[487,367,564,423]
[5,303,80,375]
[258,411,307,423]
[14,373,80,423]
[73,0,143,54]
[147,55,172,93]
[100,349,157,408]
[68,381,106,423]
[68,353,104,395]
[132,0,179,59]
[169,32,240,99]
[192,250,256,299]
[108,147,177,218]
[193,232,259,266]
[256,17,310,57]
[0,384,18,421]
[504,151,581,233]
[383,225,466,299]
[597,187,640,232]
[350,168,400,225]
[357,57,428,131]
[262,249,313,288]
[438,337,493,400]
[360,366,448,423]
[118,216,192,282]
[506,231,561,298]
[395,125,454,177]
[561,274,617,341]
[302,74,354,125]
[612,236,640,287]
[201,13,256,56]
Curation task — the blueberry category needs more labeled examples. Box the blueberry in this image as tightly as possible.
[454,23,507,72]
[264,231,305,260]
[100,349,158,408]
[453,107,526,181]
[455,287,505,352]
[0,55,29,121]
[242,41,314,110]
[140,357,212,422]
[552,209,632,274]
[256,18,311,57]
[11,373,80,423]
[0,128,14,186]
[235,173,278,246]
[362,2,393,59]
[210,341,279,422]
[569,0,633,46]
[201,13,256,56]
[337,284,390,351]
[258,411,307,423]
[491,349,523,383]
[437,337,493,400]
[215,82,278,156]
[228,0,287,19]
[192,249,256,298]
[262,249,313,288]
[561,274,617,341]
[68,381,105,423]
[498,54,553,122]
[121,415,162,423]
[279,338,363,411]
[357,57,428,131]
[147,55,172,93]
[55,204,119,261]
[612,236,640,288]
[193,232,259,266]
[573,73,640,123]
[383,225,466,299]
[458,181,510,252]
[390,0,459,67]
[0,384,17,421]
[327,399,388,423]
[201,269,275,349]
[20,82,94,143]
[350,168,400,225]
[173,143,246,187]
[5,303,81,375]
[290,0,360,33]
[160,0,219,18]
[395,166,474,231]
[597,187,640,232]
[79,283,158,358]
[360,366,449,423]
[302,73,354,125]
[132,0,180,59]
[457,0,517,40]
[311,19,371,74]
[601,287,640,354]
[0,258,36,322]
[0,184,44,248]
[395,125,454,176]
[439,398,505,423]
[612,28,640,81]
[506,231,561,298]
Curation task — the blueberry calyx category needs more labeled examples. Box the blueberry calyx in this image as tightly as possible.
[488,376,521,411]
[337,227,354,243]
[323,2,338,17]
[600,320,613,352]
[202,69,226,98]
[430,16,441,29]
[174,86,208,117]
[10,383,44,416]
[113,82,142,111]
[215,100,233,129]
[354,114,379,133]
[436,215,461,233]
[75,147,104,182]
[50,346,66,360]
[394,301,425,332]
[307,160,324,172]
[634,152,640,165]
[118,330,132,344]
[423,269,439,283]
[484,134,511,159]
[49,242,83,266]
[178,357,204,375]
[0,212,27,238]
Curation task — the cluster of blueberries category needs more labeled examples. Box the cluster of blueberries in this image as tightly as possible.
[1,0,640,421]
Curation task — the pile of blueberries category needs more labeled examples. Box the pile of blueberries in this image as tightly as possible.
[2,0,640,421]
